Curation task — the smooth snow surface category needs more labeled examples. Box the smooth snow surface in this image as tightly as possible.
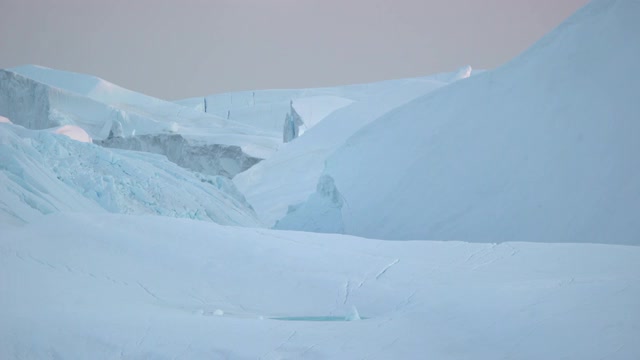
[0,124,259,226]
[1,1,638,358]
[1,213,638,359]
[278,0,640,245]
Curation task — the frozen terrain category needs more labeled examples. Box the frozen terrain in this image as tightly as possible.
[233,68,472,226]
[1,213,638,359]
[277,0,640,245]
[0,0,639,358]
[0,123,259,226]
[0,66,279,176]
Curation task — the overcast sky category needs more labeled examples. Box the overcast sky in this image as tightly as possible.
[0,0,588,100]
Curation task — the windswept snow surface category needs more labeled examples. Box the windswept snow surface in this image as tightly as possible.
[278,0,640,245]
[0,66,279,175]
[1,213,638,359]
[0,123,259,226]
[233,68,471,226]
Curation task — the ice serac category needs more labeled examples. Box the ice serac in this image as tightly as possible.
[0,123,259,227]
[177,89,353,137]
[96,134,260,178]
[283,100,303,143]
[279,0,640,245]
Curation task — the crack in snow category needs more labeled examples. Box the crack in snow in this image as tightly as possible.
[375,259,399,280]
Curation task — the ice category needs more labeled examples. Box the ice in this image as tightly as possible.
[0,213,637,359]
[51,125,92,143]
[0,0,638,358]
[234,69,466,226]
[277,0,640,245]
[0,66,280,175]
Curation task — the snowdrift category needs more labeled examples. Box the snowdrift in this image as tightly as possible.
[278,0,640,245]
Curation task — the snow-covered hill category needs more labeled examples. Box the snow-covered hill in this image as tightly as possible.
[0,123,259,227]
[1,213,638,359]
[276,0,640,245]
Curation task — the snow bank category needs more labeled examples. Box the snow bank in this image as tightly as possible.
[0,115,11,124]
[279,0,640,245]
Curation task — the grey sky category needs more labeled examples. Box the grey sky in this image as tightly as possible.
[0,0,588,100]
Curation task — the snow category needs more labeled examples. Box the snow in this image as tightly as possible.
[0,66,280,175]
[234,69,468,226]
[176,89,354,137]
[292,95,354,134]
[0,123,259,226]
[277,0,640,245]
[1,212,638,359]
[0,0,638,358]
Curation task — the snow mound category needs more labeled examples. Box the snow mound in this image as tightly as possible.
[279,0,640,245]
[0,116,11,124]
[51,125,92,143]
[0,124,259,226]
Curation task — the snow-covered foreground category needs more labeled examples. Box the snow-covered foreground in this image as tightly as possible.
[1,213,638,359]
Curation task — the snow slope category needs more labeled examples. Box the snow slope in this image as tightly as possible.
[277,0,640,245]
[233,68,472,226]
[0,66,279,176]
[1,212,638,359]
[0,123,259,227]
